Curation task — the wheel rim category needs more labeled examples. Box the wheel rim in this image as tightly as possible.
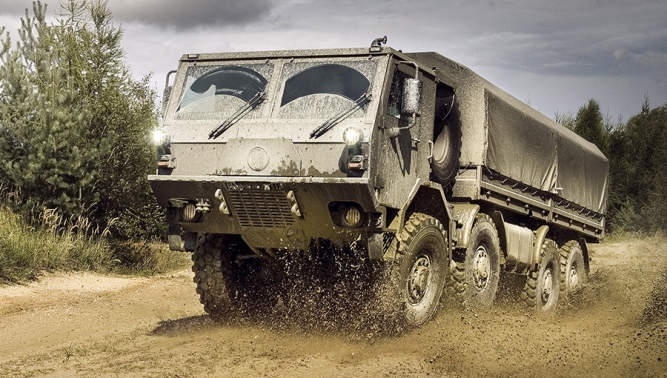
[569,264,579,289]
[541,268,553,305]
[472,245,491,291]
[433,125,450,162]
[407,253,432,304]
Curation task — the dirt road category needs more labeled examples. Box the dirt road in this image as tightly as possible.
[1,238,666,377]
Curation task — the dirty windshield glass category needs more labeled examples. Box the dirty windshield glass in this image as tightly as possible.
[175,64,273,120]
[278,61,377,119]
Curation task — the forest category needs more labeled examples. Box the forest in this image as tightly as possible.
[559,98,667,233]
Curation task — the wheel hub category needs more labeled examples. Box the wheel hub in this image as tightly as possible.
[541,268,553,304]
[408,255,431,304]
[569,265,579,289]
[473,246,490,290]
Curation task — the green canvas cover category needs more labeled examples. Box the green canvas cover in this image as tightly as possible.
[407,52,608,215]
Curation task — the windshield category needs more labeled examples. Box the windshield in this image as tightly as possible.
[281,64,370,106]
[175,64,273,121]
[169,58,379,123]
[277,61,377,119]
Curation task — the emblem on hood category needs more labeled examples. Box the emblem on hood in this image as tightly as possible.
[248,147,270,171]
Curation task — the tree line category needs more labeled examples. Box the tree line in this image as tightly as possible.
[560,98,667,233]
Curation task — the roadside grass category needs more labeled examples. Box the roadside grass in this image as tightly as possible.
[603,229,665,243]
[109,241,191,276]
[0,204,189,284]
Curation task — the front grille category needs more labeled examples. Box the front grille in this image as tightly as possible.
[226,183,294,228]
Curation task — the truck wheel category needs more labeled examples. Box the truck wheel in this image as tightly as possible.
[192,233,237,317]
[430,120,461,186]
[453,214,500,309]
[522,239,560,315]
[212,235,281,317]
[392,213,448,327]
[560,240,586,296]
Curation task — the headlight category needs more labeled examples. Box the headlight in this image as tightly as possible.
[181,203,198,222]
[152,129,170,146]
[342,206,363,228]
[343,127,363,145]
[152,130,164,145]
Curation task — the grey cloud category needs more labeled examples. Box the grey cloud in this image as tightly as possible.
[421,1,667,78]
[0,0,275,30]
[109,0,274,29]
[636,51,667,70]
[262,0,667,78]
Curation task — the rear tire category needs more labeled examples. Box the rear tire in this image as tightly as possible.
[452,214,500,309]
[559,240,586,296]
[521,239,560,315]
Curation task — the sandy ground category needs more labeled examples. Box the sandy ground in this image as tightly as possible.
[1,239,666,377]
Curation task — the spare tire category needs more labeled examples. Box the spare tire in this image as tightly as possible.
[431,117,461,186]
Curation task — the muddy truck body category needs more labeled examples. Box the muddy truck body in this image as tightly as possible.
[149,40,608,325]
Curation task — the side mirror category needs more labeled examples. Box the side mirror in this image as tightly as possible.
[388,62,423,138]
[401,78,423,115]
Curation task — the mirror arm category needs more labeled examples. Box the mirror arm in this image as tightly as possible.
[387,113,417,138]
[162,70,177,116]
[398,61,420,81]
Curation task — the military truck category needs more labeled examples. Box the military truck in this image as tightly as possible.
[149,37,608,326]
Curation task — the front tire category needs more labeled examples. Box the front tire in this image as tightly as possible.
[192,233,236,317]
[391,213,448,327]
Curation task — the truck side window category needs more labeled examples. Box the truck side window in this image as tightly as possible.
[434,85,455,123]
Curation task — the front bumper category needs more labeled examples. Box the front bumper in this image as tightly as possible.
[148,175,380,250]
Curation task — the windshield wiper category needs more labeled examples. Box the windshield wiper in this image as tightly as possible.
[208,91,266,140]
[310,92,371,139]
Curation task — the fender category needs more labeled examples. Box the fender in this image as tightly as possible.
[451,203,480,249]
[579,237,591,274]
[532,225,550,268]
[383,179,454,260]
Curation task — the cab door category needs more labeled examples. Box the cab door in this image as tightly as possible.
[373,61,436,209]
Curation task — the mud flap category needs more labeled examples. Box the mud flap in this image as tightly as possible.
[368,232,385,260]
[167,224,197,252]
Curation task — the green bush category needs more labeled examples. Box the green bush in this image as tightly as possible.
[0,197,188,283]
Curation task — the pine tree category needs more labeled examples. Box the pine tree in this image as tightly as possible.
[59,0,161,238]
[0,1,162,239]
[633,104,667,231]
[0,2,97,218]
[574,99,609,155]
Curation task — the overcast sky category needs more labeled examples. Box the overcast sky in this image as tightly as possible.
[2,0,666,122]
